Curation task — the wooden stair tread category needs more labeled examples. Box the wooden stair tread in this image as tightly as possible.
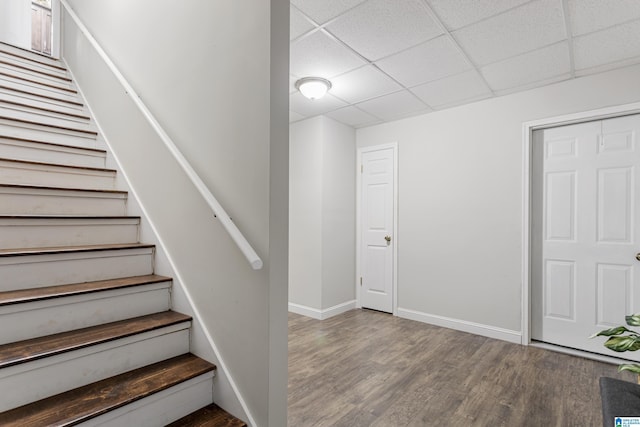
[0,242,155,257]
[0,311,190,369]
[166,404,247,427]
[0,115,97,136]
[0,274,171,306]
[0,353,216,426]
[0,48,67,72]
[0,183,126,194]
[0,83,83,106]
[0,156,115,172]
[0,59,71,82]
[0,98,90,120]
[0,71,77,93]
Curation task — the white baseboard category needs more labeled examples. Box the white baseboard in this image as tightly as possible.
[288,300,356,320]
[397,307,522,344]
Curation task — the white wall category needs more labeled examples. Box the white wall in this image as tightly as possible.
[0,0,31,50]
[61,1,288,426]
[321,117,356,309]
[289,116,356,318]
[357,64,640,341]
[289,118,323,309]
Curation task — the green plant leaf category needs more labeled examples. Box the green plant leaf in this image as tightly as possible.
[591,326,632,338]
[618,364,640,374]
[604,335,640,352]
[627,314,640,327]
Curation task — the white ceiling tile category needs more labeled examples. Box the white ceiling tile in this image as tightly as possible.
[326,0,443,61]
[375,36,471,87]
[493,74,571,97]
[290,92,348,117]
[290,30,367,78]
[481,42,571,91]
[290,6,316,40]
[453,0,566,66]
[291,0,367,25]
[569,0,640,36]
[410,71,491,108]
[356,90,429,121]
[427,0,530,30]
[290,110,306,122]
[574,19,640,70]
[329,65,402,104]
[326,106,380,127]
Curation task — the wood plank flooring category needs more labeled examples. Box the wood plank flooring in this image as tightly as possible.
[288,309,632,426]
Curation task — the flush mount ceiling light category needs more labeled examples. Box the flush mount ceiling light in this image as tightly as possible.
[295,77,332,100]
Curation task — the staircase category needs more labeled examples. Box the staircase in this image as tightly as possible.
[0,42,247,427]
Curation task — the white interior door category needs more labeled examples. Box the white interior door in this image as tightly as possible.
[532,114,640,360]
[360,147,395,313]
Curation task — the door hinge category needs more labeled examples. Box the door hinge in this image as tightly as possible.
[360,277,362,286]
[360,164,363,173]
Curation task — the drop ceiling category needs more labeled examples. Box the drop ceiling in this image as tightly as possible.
[289,0,640,128]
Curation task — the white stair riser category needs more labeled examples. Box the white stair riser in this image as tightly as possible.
[0,64,74,91]
[0,85,84,111]
[0,98,89,125]
[0,282,171,344]
[0,122,99,149]
[0,161,115,190]
[0,88,86,115]
[0,76,80,104]
[0,45,63,69]
[0,188,127,216]
[82,373,214,427]
[0,325,190,412]
[0,138,106,168]
[0,53,69,79]
[0,108,95,133]
[0,247,155,291]
[0,219,140,249]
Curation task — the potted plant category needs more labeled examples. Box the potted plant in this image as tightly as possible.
[592,313,640,383]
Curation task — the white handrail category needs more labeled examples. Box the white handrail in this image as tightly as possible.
[60,0,263,270]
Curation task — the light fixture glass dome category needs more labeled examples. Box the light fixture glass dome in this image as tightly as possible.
[295,77,332,100]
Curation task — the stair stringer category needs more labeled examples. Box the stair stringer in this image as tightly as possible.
[62,39,258,427]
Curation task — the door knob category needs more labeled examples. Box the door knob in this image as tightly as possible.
[636,253,640,262]
[385,235,391,243]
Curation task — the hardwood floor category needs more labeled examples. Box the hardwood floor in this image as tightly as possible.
[288,309,632,426]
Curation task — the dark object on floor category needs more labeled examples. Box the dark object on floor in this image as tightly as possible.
[600,377,640,427]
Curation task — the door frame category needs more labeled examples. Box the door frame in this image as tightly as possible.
[356,142,399,315]
[51,0,61,58]
[521,101,640,348]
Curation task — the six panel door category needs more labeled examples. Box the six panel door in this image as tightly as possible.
[361,147,394,313]
[532,114,640,360]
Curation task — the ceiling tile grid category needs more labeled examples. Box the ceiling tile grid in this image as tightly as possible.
[291,0,368,25]
[480,42,572,92]
[325,0,443,61]
[568,0,640,36]
[410,70,491,108]
[289,0,640,128]
[573,19,640,71]
[326,105,381,127]
[375,35,472,87]
[329,65,402,104]
[427,0,532,30]
[451,0,567,67]
[355,90,431,121]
